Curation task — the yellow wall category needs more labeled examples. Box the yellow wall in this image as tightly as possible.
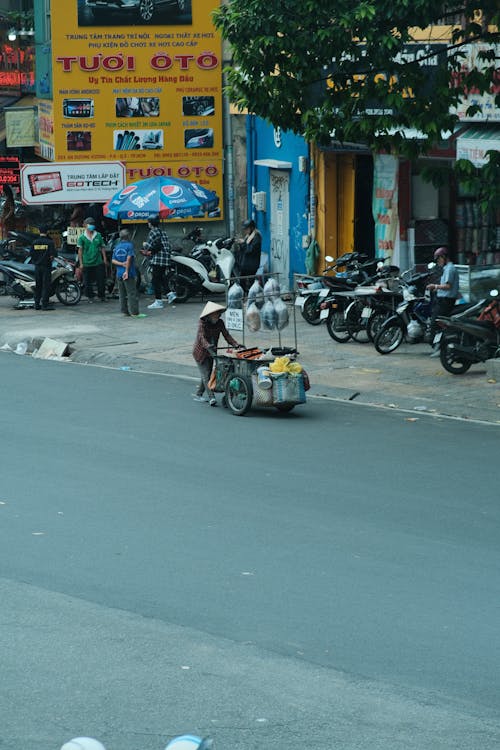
[49,0,223,215]
[313,145,356,271]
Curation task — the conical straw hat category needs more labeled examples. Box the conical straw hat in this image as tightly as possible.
[200,301,226,319]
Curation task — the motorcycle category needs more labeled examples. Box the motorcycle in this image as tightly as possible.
[433,290,500,374]
[0,256,81,307]
[374,284,485,356]
[317,261,402,342]
[296,252,376,326]
[162,235,236,303]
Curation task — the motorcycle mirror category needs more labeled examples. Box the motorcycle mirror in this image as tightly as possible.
[325,255,334,263]
[490,289,498,298]
[376,261,384,270]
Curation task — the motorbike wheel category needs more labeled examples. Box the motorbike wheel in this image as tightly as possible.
[225,374,253,416]
[56,280,81,306]
[326,309,351,342]
[374,320,405,354]
[439,336,472,374]
[367,309,393,342]
[345,301,371,343]
[170,276,189,303]
[301,295,322,326]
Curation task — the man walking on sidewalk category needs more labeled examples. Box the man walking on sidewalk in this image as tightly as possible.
[142,215,171,310]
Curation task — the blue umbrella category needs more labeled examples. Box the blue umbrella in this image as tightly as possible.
[103,176,220,220]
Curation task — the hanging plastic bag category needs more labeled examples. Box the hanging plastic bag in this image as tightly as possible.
[261,299,277,330]
[264,277,280,301]
[248,279,265,309]
[274,296,289,330]
[245,301,261,332]
[227,281,244,309]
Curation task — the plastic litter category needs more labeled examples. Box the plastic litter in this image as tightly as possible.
[60,739,107,750]
[14,341,28,355]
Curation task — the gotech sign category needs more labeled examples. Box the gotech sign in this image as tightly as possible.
[50,1,223,219]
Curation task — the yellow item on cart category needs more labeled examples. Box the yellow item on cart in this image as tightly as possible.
[269,357,303,374]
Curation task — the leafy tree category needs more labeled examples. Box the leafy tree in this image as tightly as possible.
[214,1,499,206]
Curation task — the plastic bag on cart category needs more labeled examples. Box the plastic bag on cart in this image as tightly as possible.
[245,301,261,331]
[227,282,244,309]
[247,279,265,309]
[264,277,280,301]
[274,296,289,330]
[261,299,277,330]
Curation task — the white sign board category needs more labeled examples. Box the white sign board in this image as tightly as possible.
[225,308,243,331]
[20,161,126,205]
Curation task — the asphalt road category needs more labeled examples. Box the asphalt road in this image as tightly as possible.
[0,354,499,750]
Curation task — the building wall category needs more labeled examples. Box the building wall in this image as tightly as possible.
[246,116,309,285]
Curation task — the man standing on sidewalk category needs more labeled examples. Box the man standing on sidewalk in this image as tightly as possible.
[142,215,171,310]
[427,246,459,357]
[30,225,56,310]
[111,228,144,318]
[77,217,108,303]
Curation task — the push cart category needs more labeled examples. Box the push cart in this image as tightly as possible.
[213,347,307,416]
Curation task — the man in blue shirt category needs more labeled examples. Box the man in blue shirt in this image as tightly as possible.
[428,246,459,357]
[111,228,143,317]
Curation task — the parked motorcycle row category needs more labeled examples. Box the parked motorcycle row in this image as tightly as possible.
[296,254,500,375]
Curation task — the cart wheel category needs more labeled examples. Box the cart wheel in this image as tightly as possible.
[225,374,253,416]
[275,403,295,413]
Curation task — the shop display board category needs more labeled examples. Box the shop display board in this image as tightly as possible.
[49,0,223,219]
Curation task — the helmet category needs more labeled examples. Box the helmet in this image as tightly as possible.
[148,214,160,227]
[242,219,255,230]
[433,247,448,260]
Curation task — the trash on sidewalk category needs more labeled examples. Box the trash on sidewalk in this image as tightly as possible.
[32,337,71,360]
[14,341,28,355]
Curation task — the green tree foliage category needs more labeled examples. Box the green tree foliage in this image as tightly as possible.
[214,0,499,205]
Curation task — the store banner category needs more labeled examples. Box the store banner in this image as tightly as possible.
[50,0,223,219]
[35,98,56,161]
[452,43,500,122]
[0,156,20,187]
[372,154,399,259]
[20,161,126,204]
[5,107,37,147]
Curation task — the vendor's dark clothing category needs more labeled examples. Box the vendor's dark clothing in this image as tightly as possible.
[192,316,238,399]
[31,235,55,309]
[239,230,262,289]
[193,317,238,364]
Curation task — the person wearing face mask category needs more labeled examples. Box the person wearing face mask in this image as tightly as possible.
[77,216,108,302]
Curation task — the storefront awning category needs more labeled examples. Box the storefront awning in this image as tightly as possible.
[254,159,292,168]
[456,126,500,167]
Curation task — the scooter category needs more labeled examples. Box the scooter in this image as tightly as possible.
[0,256,81,307]
[434,290,500,374]
[296,253,386,325]
[167,236,236,303]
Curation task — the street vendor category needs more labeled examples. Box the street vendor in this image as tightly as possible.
[192,301,240,407]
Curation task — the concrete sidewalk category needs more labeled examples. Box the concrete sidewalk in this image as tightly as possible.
[0,294,499,424]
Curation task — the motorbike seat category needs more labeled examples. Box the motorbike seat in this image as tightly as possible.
[1,260,35,273]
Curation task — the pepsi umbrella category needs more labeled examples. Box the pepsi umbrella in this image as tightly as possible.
[103,176,220,221]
